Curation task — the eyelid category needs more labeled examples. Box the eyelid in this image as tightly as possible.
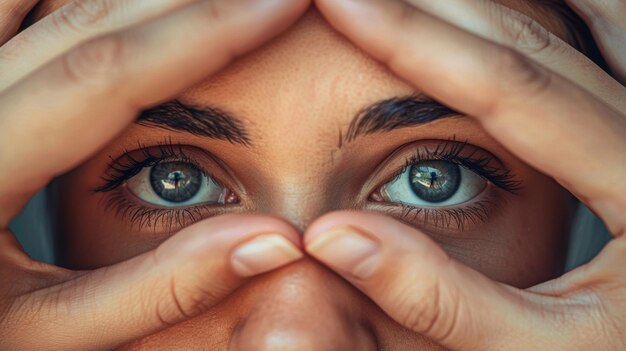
[366,192,501,233]
[361,139,521,205]
[94,142,246,233]
[359,139,520,232]
[94,141,245,198]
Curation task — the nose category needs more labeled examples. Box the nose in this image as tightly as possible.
[228,259,378,351]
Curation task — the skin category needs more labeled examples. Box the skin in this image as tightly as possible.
[307,0,626,350]
[0,1,311,349]
[0,0,624,350]
[55,1,572,349]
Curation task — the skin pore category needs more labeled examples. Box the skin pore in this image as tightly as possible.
[32,0,580,349]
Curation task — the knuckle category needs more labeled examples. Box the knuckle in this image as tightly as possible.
[62,33,125,85]
[198,0,229,22]
[504,12,553,54]
[395,279,443,334]
[389,0,425,34]
[51,0,114,33]
[581,1,626,27]
[491,47,551,98]
[0,36,23,64]
[393,2,417,25]
[392,258,463,344]
[154,274,227,326]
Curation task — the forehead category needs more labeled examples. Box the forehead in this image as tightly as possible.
[31,1,574,137]
[31,1,576,98]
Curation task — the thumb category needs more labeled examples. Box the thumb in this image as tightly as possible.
[305,211,566,351]
[3,214,303,350]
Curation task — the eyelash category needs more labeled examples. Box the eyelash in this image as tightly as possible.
[94,140,229,231]
[372,139,521,231]
[94,139,211,193]
[95,139,520,232]
[401,139,521,193]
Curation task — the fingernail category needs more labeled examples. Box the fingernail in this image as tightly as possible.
[231,234,303,277]
[307,226,380,280]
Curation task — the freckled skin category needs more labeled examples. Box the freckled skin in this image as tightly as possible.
[41,2,577,349]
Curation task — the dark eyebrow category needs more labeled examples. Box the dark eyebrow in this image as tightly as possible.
[346,95,460,142]
[136,100,251,145]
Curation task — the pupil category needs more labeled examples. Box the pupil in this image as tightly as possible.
[409,161,460,203]
[150,162,202,203]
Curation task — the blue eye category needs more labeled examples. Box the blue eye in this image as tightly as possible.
[381,160,486,207]
[126,161,231,207]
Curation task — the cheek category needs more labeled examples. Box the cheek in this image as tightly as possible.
[115,260,446,350]
[437,173,573,288]
[54,169,168,269]
[52,151,573,350]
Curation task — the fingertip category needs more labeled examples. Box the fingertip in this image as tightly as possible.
[230,233,304,277]
[156,213,303,264]
[313,0,396,34]
[305,225,382,280]
[247,0,313,37]
[304,211,447,275]
[304,210,405,247]
[304,212,396,280]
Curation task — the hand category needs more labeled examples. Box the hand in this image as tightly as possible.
[0,1,308,349]
[307,0,626,350]
[565,0,626,84]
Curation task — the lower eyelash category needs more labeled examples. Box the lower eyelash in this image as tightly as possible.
[400,199,493,231]
[374,193,500,232]
[102,190,206,233]
[95,140,236,233]
[370,139,519,231]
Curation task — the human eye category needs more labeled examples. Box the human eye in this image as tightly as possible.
[368,140,521,231]
[380,160,485,206]
[127,161,229,207]
[93,140,239,231]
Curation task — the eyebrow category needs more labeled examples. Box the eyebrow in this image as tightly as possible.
[345,95,460,142]
[137,96,458,146]
[137,100,251,145]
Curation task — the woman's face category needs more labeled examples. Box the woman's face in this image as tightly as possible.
[44,1,577,349]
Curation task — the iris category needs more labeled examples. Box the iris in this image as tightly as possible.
[409,161,461,203]
[150,161,202,203]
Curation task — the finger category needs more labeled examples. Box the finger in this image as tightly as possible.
[304,211,574,351]
[565,0,626,83]
[388,0,626,111]
[1,214,303,350]
[0,0,200,90]
[0,0,310,226]
[315,0,626,235]
[0,0,38,45]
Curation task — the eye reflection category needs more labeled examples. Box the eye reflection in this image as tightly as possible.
[93,140,519,232]
[410,161,461,203]
[127,161,234,207]
[150,162,202,203]
[381,160,487,207]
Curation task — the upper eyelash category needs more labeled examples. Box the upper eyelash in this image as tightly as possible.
[93,138,210,193]
[396,138,522,193]
[370,139,519,231]
[94,138,519,232]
